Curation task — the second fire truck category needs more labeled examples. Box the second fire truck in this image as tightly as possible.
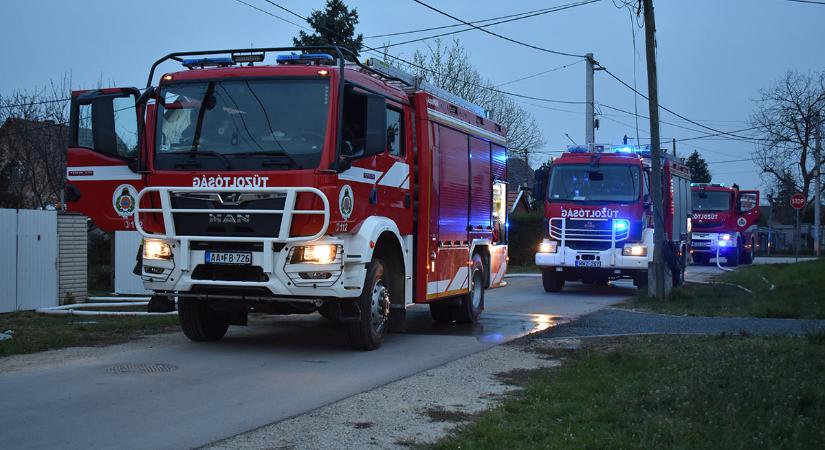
[535,145,692,291]
[690,183,760,265]
[64,46,509,350]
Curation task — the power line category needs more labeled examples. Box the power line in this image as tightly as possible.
[365,2,599,39]
[0,97,71,109]
[497,60,584,87]
[381,1,603,50]
[409,0,587,58]
[232,0,310,31]
[786,0,825,5]
[598,65,767,142]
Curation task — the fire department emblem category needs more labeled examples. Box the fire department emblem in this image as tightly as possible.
[737,217,747,228]
[112,184,138,218]
[339,185,354,220]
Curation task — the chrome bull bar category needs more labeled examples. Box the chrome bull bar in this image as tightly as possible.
[134,186,330,243]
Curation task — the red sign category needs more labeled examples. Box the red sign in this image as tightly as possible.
[791,193,805,210]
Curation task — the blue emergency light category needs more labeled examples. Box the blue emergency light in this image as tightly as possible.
[568,146,590,153]
[613,219,630,233]
[276,53,334,64]
[181,57,234,69]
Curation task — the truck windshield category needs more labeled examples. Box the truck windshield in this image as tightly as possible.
[692,190,731,211]
[154,79,330,170]
[548,164,641,202]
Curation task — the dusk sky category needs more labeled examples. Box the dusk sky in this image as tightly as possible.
[2,0,823,192]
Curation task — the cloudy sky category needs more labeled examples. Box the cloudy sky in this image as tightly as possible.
[2,0,823,191]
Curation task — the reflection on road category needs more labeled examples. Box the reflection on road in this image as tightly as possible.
[401,307,566,344]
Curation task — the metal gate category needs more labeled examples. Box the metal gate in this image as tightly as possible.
[0,209,58,313]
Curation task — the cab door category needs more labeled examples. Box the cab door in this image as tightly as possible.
[66,88,144,231]
[738,190,760,230]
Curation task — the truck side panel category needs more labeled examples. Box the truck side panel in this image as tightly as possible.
[469,137,492,231]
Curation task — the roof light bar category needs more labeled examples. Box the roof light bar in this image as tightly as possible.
[276,53,334,64]
[232,53,265,64]
[181,57,234,69]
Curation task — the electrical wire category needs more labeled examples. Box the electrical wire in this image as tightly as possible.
[367,1,602,39]
[382,0,603,50]
[409,0,586,58]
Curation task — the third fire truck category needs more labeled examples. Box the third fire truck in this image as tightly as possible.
[64,46,508,350]
[690,183,760,265]
[535,145,692,291]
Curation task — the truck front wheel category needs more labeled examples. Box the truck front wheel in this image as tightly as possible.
[542,269,565,292]
[178,298,230,342]
[346,258,390,351]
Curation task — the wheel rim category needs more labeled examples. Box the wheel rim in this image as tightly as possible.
[370,280,390,333]
[470,270,483,309]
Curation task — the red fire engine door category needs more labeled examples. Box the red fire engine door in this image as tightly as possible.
[65,88,145,232]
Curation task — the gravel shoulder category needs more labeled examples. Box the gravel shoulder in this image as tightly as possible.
[203,337,578,449]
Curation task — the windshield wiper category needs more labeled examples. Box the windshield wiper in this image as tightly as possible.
[163,150,233,170]
[229,151,301,168]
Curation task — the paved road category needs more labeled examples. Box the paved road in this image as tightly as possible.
[0,277,630,450]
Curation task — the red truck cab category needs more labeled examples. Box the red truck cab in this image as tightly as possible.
[690,183,760,265]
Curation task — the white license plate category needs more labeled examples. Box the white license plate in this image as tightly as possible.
[575,260,602,268]
[205,251,252,265]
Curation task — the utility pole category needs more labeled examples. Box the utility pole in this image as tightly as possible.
[585,53,595,148]
[642,0,668,299]
[815,112,822,256]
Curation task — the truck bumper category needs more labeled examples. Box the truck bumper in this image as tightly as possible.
[140,236,367,300]
[535,246,648,279]
[691,232,738,256]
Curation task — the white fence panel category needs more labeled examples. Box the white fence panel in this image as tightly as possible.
[0,209,17,313]
[114,231,150,295]
[16,210,58,310]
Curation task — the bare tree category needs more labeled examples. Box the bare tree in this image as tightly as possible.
[751,70,825,250]
[0,75,72,209]
[406,39,544,164]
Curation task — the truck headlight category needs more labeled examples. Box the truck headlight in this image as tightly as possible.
[538,239,558,254]
[719,233,732,241]
[291,244,339,264]
[143,239,172,260]
[622,244,647,256]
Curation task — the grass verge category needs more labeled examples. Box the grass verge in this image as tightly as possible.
[434,335,825,449]
[0,311,179,357]
[622,258,825,319]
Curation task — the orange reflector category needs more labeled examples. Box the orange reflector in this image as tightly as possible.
[317,69,329,76]
[162,75,173,81]
[369,241,375,248]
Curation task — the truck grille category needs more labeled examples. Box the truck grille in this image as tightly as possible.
[692,221,723,229]
[549,218,629,242]
[170,192,285,238]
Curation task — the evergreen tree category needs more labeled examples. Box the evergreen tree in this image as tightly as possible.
[293,0,363,60]
[685,150,712,183]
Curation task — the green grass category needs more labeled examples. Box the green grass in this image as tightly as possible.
[622,259,825,319]
[434,335,825,449]
[0,311,179,357]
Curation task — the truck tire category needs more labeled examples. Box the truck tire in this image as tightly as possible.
[346,258,390,351]
[178,298,229,342]
[542,269,564,293]
[692,254,710,265]
[452,254,485,324]
[429,302,453,323]
[726,246,740,267]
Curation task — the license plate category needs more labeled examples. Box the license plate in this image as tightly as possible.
[693,241,710,247]
[205,251,252,265]
[575,260,602,268]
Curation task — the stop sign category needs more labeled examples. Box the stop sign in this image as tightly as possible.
[791,193,805,210]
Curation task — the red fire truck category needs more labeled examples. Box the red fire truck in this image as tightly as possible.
[690,183,760,265]
[64,46,509,350]
[535,145,692,291]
